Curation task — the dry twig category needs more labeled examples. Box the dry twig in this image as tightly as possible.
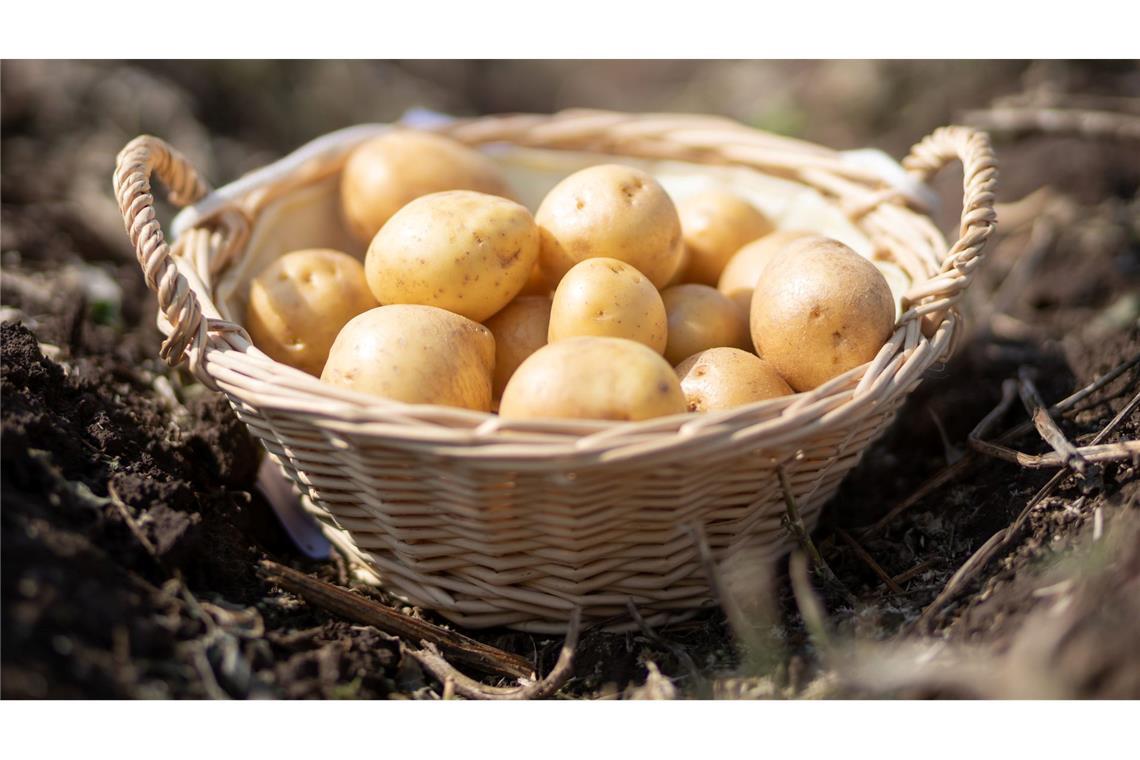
[777,465,856,606]
[891,559,937,586]
[406,608,581,700]
[963,106,1140,142]
[862,352,1140,535]
[916,386,1140,629]
[259,560,534,680]
[968,377,1138,470]
[1008,388,1140,535]
[777,464,823,570]
[969,441,1137,469]
[1017,368,1097,488]
[107,481,160,560]
[835,528,904,595]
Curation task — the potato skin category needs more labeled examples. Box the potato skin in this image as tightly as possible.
[675,348,793,412]
[365,190,540,323]
[340,131,513,244]
[677,190,773,286]
[245,248,378,376]
[484,295,553,399]
[548,258,667,354]
[499,336,686,421]
[661,284,749,365]
[749,238,895,392]
[718,230,818,314]
[320,304,495,411]
[535,164,684,289]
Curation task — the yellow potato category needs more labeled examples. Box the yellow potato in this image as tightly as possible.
[340,130,513,244]
[245,248,378,376]
[750,238,895,392]
[675,348,793,412]
[548,258,667,354]
[320,304,495,411]
[499,336,686,421]
[484,295,553,399]
[661,284,749,365]
[535,164,683,289]
[677,190,774,285]
[366,190,540,322]
[718,230,818,314]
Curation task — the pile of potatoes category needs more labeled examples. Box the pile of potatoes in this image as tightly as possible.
[245,130,897,422]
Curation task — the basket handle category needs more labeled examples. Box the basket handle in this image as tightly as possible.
[900,126,998,320]
[113,135,213,366]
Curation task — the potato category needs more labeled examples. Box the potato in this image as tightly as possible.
[535,164,683,289]
[320,304,495,411]
[484,295,553,399]
[245,248,378,376]
[365,190,540,322]
[548,258,667,354]
[675,348,793,412]
[499,336,686,421]
[750,238,895,392]
[340,130,513,245]
[677,190,774,285]
[718,230,818,314]
[661,284,749,365]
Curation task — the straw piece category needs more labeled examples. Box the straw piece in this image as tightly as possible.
[407,608,581,699]
[258,560,533,679]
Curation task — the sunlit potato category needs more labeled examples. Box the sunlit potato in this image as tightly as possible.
[660,284,749,365]
[548,258,667,354]
[675,347,793,412]
[320,304,495,411]
[365,190,539,323]
[749,237,895,392]
[677,190,773,286]
[245,248,378,376]
[717,230,818,314]
[340,130,514,245]
[499,336,686,421]
[484,295,553,400]
[535,164,684,289]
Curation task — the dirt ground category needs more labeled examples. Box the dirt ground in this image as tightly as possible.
[2,60,1138,699]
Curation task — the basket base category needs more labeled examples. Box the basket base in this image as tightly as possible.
[299,489,805,634]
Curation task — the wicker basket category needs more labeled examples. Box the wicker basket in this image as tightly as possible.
[113,110,997,633]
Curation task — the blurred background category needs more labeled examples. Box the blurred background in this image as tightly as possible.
[4,60,1138,279]
[2,61,1138,699]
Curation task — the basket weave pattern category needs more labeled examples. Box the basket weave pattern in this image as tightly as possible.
[113,111,996,632]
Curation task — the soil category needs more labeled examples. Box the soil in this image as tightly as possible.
[2,60,1138,699]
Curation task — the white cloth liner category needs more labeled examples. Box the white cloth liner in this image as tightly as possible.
[172,109,938,234]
